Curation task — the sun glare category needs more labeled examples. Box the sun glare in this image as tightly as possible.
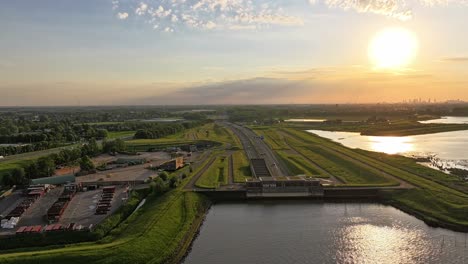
[369,27,418,70]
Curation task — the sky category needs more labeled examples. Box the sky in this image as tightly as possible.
[0,0,467,106]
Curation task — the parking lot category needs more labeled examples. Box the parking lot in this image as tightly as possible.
[0,191,22,218]
[17,187,63,226]
[0,150,196,236]
[59,187,127,227]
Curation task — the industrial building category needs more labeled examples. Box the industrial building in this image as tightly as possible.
[159,157,184,171]
[246,176,323,197]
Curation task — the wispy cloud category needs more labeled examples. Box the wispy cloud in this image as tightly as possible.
[117,12,129,20]
[310,0,468,21]
[112,0,468,30]
[112,0,304,32]
[441,56,468,62]
[316,0,413,21]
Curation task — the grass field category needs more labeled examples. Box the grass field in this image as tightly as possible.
[232,151,251,182]
[195,155,229,188]
[251,126,289,150]
[0,146,76,182]
[282,127,468,228]
[107,131,135,139]
[252,126,395,185]
[276,151,323,177]
[186,123,241,148]
[283,119,468,136]
[0,132,134,181]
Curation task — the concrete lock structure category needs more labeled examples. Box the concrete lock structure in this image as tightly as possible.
[245,176,324,198]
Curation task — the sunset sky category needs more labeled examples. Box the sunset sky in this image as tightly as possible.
[1,0,467,106]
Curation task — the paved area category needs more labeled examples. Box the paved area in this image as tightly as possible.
[77,164,155,183]
[223,122,287,177]
[59,187,127,227]
[18,187,63,226]
[0,191,23,217]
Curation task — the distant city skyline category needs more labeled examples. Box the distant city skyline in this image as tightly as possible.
[1,0,468,106]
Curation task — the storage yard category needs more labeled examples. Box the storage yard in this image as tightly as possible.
[0,150,192,237]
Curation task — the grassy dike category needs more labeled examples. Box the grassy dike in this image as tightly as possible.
[284,119,468,137]
[282,128,468,231]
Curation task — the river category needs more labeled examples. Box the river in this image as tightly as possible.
[420,116,468,124]
[306,129,468,171]
[183,202,468,264]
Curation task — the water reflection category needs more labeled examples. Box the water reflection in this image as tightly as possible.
[335,223,432,264]
[184,203,468,264]
[368,136,414,154]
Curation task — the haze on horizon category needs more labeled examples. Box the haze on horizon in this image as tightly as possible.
[1,0,468,106]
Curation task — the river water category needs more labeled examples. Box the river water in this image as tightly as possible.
[184,202,468,264]
[420,116,468,124]
[306,129,468,171]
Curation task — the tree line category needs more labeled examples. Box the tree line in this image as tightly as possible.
[0,138,125,187]
[133,120,208,139]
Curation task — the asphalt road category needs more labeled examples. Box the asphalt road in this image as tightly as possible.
[222,122,287,177]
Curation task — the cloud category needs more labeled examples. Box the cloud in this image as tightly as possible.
[112,0,468,31]
[310,0,468,21]
[112,0,304,32]
[135,2,148,16]
[112,0,119,10]
[316,0,413,21]
[441,57,468,62]
[117,12,129,20]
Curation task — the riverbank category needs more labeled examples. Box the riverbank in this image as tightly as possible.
[183,202,468,264]
[285,120,468,136]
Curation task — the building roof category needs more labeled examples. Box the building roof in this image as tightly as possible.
[31,174,76,185]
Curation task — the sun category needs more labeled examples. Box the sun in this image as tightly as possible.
[368,27,418,70]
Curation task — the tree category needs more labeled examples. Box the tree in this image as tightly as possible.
[169,175,179,188]
[11,168,27,185]
[36,157,55,177]
[159,171,169,181]
[103,139,125,153]
[150,177,166,195]
[82,138,100,157]
[79,155,95,171]
[1,173,13,186]
[96,129,108,139]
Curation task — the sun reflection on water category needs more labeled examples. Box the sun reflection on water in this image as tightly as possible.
[334,223,433,264]
[369,136,414,154]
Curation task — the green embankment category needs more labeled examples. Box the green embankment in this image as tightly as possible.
[232,151,252,182]
[276,151,323,177]
[283,128,468,228]
[195,156,229,188]
[356,149,468,194]
[107,131,135,139]
[283,119,468,136]
[254,126,395,186]
[251,126,289,150]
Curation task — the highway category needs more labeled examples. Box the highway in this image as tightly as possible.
[222,122,287,177]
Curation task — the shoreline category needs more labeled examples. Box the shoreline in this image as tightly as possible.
[171,196,468,263]
[170,201,212,264]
